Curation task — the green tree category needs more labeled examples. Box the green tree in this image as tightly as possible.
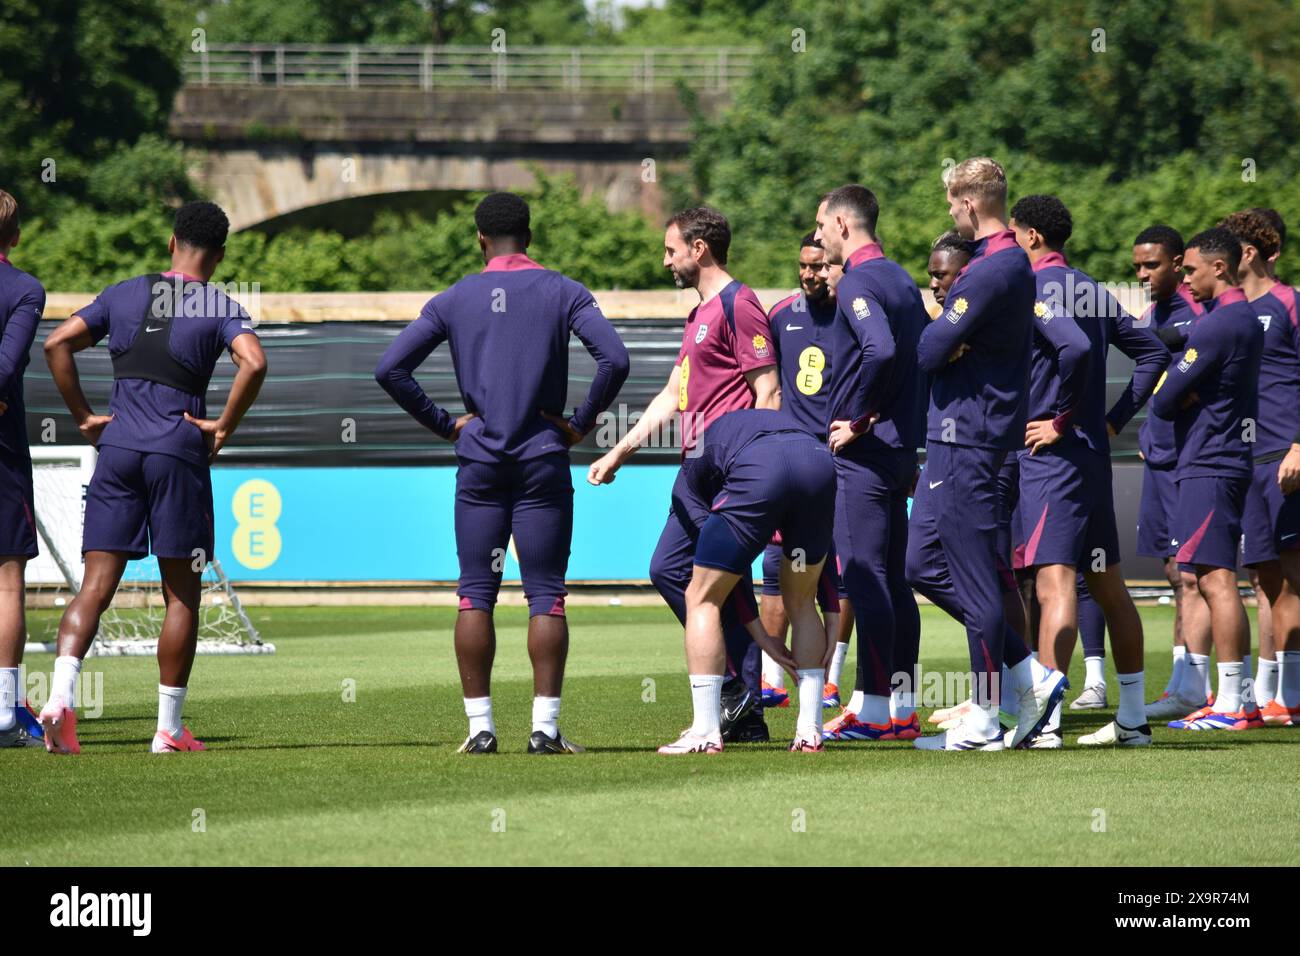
[681,0,1300,285]
[212,173,666,292]
[0,0,183,219]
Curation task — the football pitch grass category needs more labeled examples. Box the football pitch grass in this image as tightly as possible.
[5,604,1298,867]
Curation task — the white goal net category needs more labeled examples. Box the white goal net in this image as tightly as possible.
[26,446,273,656]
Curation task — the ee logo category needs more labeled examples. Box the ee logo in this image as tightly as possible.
[231,479,282,570]
[796,346,825,395]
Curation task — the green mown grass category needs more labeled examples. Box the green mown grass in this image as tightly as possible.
[5,605,1298,866]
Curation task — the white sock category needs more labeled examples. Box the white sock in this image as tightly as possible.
[1279,650,1300,707]
[827,642,848,688]
[1000,664,1020,715]
[890,685,915,721]
[1212,662,1242,714]
[53,656,81,709]
[1165,645,1187,696]
[1256,657,1278,706]
[967,700,999,738]
[847,689,864,715]
[761,651,784,688]
[0,667,16,731]
[1084,656,1106,688]
[1011,656,1048,695]
[1182,653,1210,702]
[1116,671,1145,728]
[464,696,494,737]
[157,684,186,737]
[797,668,826,736]
[856,693,890,726]
[689,675,723,737]
[532,696,560,737]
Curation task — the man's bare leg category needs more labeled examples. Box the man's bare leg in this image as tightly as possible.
[759,594,790,694]
[1082,564,1148,731]
[781,556,830,746]
[1250,566,1276,704]
[0,557,27,734]
[1177,569,1215,704]
[41,551,127,753]
[1195,566,1249,716]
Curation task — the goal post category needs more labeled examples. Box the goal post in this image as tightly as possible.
[25,445,273,656]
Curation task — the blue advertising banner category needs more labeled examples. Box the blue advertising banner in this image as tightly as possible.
[118,461,1163,584]
[211,465,687,582]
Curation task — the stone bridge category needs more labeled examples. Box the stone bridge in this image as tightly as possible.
[171,44,758,229]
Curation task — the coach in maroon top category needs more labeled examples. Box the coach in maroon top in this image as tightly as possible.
[588,207,782,741]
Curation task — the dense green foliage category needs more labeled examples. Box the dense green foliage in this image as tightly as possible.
[4,0,1300,290]
[680,0,1300,285]
[217,173,666,291]
[0,1,188,222]
[18,172,664,291]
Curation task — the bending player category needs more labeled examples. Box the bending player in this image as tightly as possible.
[814,185,928,743]
[0,189,47,747]
[657,409,833,755]
[1009,194,1168,747]
[1217,211,1300,726]
[40,201,267,754]
[760,233,845,710]
[588,207,780,744]
[1150,227,1263,731]
[376,192,629,754]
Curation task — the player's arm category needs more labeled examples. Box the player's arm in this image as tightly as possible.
[587,365,680,484]
[743,607,798,676]
[184,333,267,463]
[0,284,44,416]
[1104,303,1170,435]
[915,273,995,373]
[554,294,631,443]
[733,292,779,409]
[1025,308,1091,453]
[745,365,780,410]
[1149,322,1219,419]
[846,288,899,423]
[43,314,112,445]
[374,301,470,441]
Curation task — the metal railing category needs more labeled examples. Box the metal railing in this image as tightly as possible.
[184,44,759,93]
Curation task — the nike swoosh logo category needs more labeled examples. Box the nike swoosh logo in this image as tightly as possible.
[929,480,943,489]
[1283,533,1298,541]
[145,325,165,333]
[785,324,803,331]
